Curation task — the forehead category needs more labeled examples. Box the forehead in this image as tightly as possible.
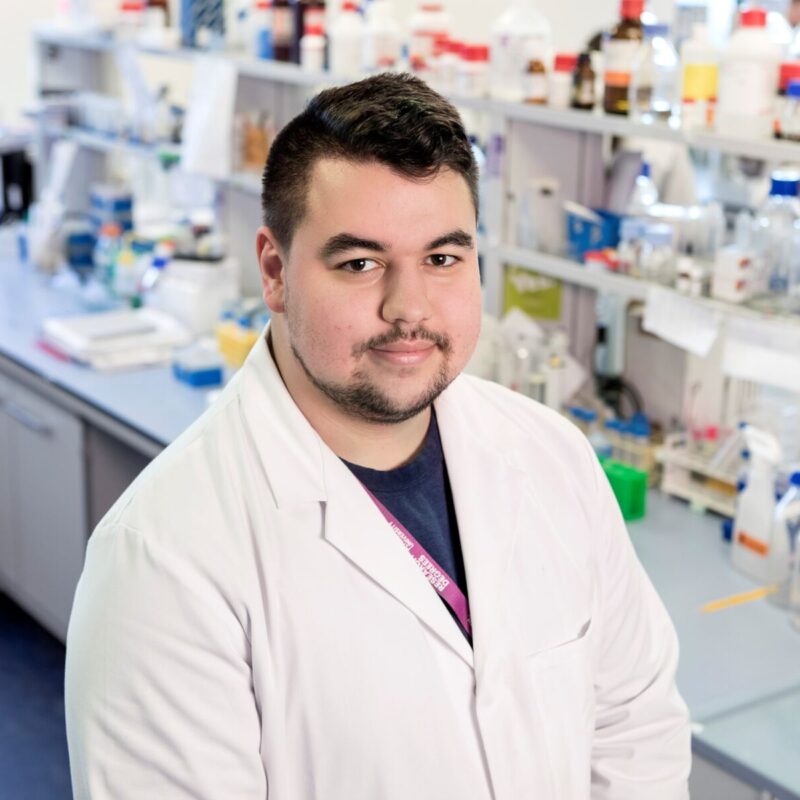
[299,158,475,248]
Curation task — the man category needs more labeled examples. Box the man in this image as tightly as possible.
[65,73,690,799]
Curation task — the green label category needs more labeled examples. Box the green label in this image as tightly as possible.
[503,264,562,320]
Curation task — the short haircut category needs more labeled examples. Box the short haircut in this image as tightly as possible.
[260,72,478,251]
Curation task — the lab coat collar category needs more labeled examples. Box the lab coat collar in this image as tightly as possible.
[238,329,328,508]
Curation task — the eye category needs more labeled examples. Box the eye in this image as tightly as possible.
[426,254,459,268]
[340,258,382,273]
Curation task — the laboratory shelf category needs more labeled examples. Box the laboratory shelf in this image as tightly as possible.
[500,245,652,302]
[41,124,181,162]
[33,26,800,164]
[500,244,800,329]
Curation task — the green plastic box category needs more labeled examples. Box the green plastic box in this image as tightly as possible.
[601,459,648,521]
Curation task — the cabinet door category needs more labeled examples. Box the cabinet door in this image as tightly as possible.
[4,381,87,642]
[0,372,17,591]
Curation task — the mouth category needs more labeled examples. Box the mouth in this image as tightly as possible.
[369,342,437,365]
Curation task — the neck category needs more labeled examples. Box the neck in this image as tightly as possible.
[268,325,431,471]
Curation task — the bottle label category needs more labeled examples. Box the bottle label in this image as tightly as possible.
[682,63,719,102]
[576,78,595,107]
[524,73,548,102]
[737,530,769,556]
[603,39,641,87]
[273,7,294,45]
[718,61,777,116]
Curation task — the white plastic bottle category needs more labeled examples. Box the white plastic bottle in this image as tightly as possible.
[754,170,800,296]
[408,2,451,71]
[732,426,783,583]
[329,1,364,78]
[363,0,401,72]
[716,7,781,139]
[457,44,490,98]
[680,23,719,131]
[300,22,326,71]
[627,162,659,214]
[489,0,553,102]
[768,471,800,605]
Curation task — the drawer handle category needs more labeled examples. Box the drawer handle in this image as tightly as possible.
[1,401,53,437]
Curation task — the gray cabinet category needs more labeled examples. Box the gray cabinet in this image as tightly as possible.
[0,372,16,590]
[0,377,87,642]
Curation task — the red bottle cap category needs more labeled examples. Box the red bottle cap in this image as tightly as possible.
[304,23,324,35]
[740,7,767,26]
[341,0,358,10]
[779,61,800,91]
[554,53,579,73]
[463,44,489,63]
[620,0,644,19]
[447,39,464,56]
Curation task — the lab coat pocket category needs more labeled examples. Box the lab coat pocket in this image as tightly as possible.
[527,617,592,669]
[527,619,595,796]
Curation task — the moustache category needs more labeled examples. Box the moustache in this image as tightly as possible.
[354,327,452,356]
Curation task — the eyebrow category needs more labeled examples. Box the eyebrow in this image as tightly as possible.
[319,233,388,261]
[318,229,475,261]
[424,229,474,251]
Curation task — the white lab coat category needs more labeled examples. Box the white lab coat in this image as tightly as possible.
[65,332,691,800]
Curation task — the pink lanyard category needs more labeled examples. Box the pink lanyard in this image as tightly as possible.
[361,484,472,636]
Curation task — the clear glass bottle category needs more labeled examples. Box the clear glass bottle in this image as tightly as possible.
[627,161,659,214]
[754,170,800,297]
[629,23,679,123]
[781,79,800,141]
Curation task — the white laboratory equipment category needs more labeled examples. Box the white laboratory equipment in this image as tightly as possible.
[732,425,783,583]
[768,471,800,607]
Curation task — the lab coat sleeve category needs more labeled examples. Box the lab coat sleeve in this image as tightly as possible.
[587,449,691,800]
[65,524,267,799]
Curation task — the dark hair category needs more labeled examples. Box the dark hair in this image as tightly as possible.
[261,72,478,251]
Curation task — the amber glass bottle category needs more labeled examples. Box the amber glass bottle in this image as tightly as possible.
[573,52,596,110]
[602,0,644,115]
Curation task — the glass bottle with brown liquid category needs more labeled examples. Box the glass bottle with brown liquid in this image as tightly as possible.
[602,0,644,115]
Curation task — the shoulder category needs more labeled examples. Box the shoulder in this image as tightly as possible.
[448,373,594,462]
[93,373,270,577]
[441,374,602,521]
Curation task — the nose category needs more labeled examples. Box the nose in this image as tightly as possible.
[380,264,433,327]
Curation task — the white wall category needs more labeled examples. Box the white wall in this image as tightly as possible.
[1,0,683,124]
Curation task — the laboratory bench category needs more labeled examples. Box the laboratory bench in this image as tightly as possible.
[1,251,799,799]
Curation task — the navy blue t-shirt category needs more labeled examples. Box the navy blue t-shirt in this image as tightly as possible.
[342,412,470,639]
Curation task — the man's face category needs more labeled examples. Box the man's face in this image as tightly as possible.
[261,158,482,424]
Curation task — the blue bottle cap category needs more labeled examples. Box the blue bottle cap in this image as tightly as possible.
[769,171,800,196]
[741,449,750,459]
[640,161,651,179]
[791,471,800,487]
[788,79,800,98]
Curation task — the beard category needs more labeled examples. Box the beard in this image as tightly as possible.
[287,318,455,424]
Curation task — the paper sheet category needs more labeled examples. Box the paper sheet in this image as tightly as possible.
[722,317,800,393]
[642,286,721,356]
[181,56,237,180]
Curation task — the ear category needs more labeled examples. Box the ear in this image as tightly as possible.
[256,226,287,313]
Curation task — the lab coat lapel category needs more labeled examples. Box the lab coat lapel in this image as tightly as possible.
[434,387,523,673]
[321,447,474,667]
